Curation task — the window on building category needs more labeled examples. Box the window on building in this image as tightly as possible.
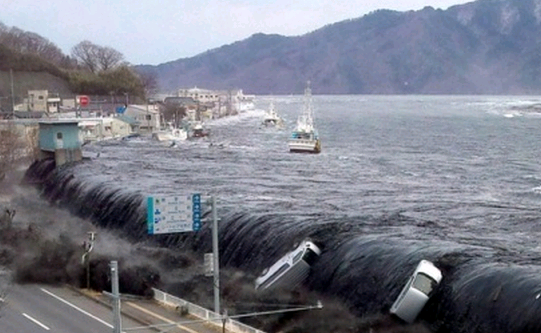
[145,115,152,120]
[38,96,44,100]
[56,132,63,139]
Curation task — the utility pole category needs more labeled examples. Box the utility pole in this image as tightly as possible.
[146,102,151,133]
[211,196,221,315]
[10,69,15,115]
[82,232,97,290]
[110,261,122,333]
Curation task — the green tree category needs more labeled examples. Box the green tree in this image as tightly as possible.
[99,65,145,97]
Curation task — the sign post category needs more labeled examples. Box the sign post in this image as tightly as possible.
[211,196,220,315]
[147,194,220,314]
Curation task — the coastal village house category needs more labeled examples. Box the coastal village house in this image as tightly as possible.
[175,87,255,120]
[15,90,62,113]
[78,115,138,142]
[177,87,220,104]
[122,104,160,133]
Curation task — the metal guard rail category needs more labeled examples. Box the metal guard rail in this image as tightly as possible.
[152,288,266,333]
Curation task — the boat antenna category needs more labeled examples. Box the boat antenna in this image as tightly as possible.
[304,81,313,126]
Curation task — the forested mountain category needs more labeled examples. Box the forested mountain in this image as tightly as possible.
[137,0,541,94]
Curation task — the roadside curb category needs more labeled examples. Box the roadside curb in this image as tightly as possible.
[65,284,161,332]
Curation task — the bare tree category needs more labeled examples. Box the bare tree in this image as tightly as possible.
[21,31,64,64]
[140,71,159,98]
[71,41,125,73]
[0,27,64,65]
[162,103,187,128]
[59,55,77,69]
[71,40,99,73]
[96,46,124,71]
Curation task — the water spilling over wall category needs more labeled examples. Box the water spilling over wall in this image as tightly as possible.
[23,159,541,333]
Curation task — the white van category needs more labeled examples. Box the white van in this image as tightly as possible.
[390,260,442,324]
[255,240,322,291]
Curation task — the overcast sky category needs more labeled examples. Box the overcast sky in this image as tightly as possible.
[0,0,473,65]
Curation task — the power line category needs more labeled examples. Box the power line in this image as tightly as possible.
[123,302,323,332]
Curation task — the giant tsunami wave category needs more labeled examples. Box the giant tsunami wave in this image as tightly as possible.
[23,158,541,333]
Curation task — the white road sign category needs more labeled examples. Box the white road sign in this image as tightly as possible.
[147,194,202,234]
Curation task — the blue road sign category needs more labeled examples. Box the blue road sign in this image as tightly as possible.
[147,193,202,234]
[192,194,202,231]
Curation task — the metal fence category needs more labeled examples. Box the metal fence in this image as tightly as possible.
[152,288,266,333]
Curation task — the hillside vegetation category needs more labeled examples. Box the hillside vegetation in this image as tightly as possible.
[0,22,147,103]
[138,0,541,94]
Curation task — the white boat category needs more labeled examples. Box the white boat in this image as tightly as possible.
[288,82,321,154]
[235,89,255,112]
[261,101,284,128]
[152,127,188,142]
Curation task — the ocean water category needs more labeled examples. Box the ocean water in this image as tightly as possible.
[27,95,541,332]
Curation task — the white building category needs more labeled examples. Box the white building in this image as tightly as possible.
[177,87,220,104]
[28,90,48,112]
[18,90,63,113]
[78,116,137,142]
[123,104,161,133]
[47,96,61,113]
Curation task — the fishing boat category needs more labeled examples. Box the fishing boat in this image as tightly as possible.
[190,121,209,138]
[152,125,188,142]
[288,82,321,154]
[261,101,284,128]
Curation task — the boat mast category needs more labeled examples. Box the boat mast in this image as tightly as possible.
[303,81,313,127]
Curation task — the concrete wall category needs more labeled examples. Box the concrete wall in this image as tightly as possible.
[54,148,82,166]
[0,120,40,163]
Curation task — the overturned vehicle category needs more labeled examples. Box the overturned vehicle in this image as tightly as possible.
[255,239,322,291]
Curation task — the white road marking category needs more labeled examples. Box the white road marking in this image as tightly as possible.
[40,287,113,329]
[22,312,50,330]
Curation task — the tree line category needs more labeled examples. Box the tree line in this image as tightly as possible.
[0,21,157,99]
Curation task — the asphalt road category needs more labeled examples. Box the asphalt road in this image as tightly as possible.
[0,284,155,333]
[0,284,223,333]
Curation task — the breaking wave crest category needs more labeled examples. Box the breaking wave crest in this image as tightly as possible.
[22,159,541,333]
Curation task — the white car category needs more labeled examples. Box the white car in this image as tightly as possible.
[255,240,322,291]
[390,260,442,324]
